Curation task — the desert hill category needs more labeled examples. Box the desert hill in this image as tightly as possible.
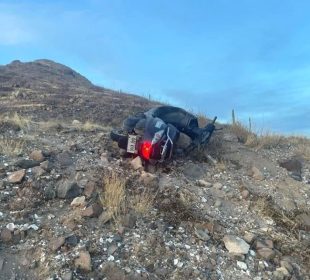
[0,59,309,280]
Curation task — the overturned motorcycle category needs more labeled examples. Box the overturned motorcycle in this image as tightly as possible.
[110,106,218,164]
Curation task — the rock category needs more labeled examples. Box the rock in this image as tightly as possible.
[44,185,56,200]
[290,172,302,181]
[0,228,12,242]
[183,162,206,180]
[7,169,25,183]
[101,262,126,280]
[15,159,41,169]
[237,261,248,270]
[72,120,81,126]
[195,228,210,241]
[74,251,92,272]
[256,239,274,249]
[40,160,52,171]
[49,236,65,251]
[82,203,103,218]
[280,260,293,273]
[123,212,137,228]
[223,235,250,255]
[57,180,82,199]
[139,171,158,187]
[273,267,290,280]
[130,156,143,170]
[279,158,302,174]
[214,199,222,207]
[98,211,112,224]
[257,248,275,260]
[61,270,73,280]
[296,213,310,231]
[177,133,192,149]
[83,181,95,198]
[243,232,256,244]
[241,189,250,199]
[251,166,264,181]
[197,179,212,188]
[108,244,118,255]
[29,150,45,162]
[213,182,222,189]
[56,151,74,167]
[65,234,79,247]
[32,166,45,177]
[71,196,86,207]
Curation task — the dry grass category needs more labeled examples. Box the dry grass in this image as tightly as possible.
[0,137,24,156]
[100,172,126,220]
[254,197,297,229]
[230,122,252,144]
[78,121,106,132]
[38,120,64,131]
[1,112,31,130]
[129,189,156,215]
[197,113,208,127]
[288,136,310,160]
[230,122,290,150]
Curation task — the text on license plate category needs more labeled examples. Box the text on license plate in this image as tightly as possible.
[127,135,137,153]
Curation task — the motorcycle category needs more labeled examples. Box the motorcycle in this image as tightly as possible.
[110,115,217,164]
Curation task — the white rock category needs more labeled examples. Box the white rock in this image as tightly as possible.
[223,235,250,254]
[197,179,212,187]
[130,156,143,170]
[72,120,81,125]
[6,223,15,231]
[71,196,86,207]
[29,224,39,231]
[237,261,248,270]
[174,259,179,266]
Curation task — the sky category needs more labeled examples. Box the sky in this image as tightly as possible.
[0,0,309,135]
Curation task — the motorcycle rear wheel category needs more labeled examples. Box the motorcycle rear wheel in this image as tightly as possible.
[110,129,128,142]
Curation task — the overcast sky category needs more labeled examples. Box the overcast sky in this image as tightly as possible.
[0,0,309,135]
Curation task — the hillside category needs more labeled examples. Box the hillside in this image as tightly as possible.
[0,59,309,280]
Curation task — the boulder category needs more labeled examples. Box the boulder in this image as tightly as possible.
[257,248,275,260]
[74,251,92,272]
[49,236,65,252]
[279,158,302,174]
[57,180,82,199]
[251,166,264,181]
[7,169,25,183]
[71,196,86,207]
[223,235,250,255]
[15,159,40,169]
[29,150,45,162]
[0,228,12,242]
[82,203,103,218]
[130,156,143,170]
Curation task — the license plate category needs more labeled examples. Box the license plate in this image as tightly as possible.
[127,135,137,153]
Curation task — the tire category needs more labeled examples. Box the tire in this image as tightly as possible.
[110,129,127,142]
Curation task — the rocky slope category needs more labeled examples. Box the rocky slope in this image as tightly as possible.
[0,60,309,280]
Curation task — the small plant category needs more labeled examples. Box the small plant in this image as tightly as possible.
[129,189,156,215]
[79,121,105,132]
[230,121,252,143]
[1,112,31,130]
[0,137,24,156]
[257,133,284,149]
[100,172,126,220]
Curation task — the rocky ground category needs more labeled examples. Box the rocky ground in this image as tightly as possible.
[0,60,309,280]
